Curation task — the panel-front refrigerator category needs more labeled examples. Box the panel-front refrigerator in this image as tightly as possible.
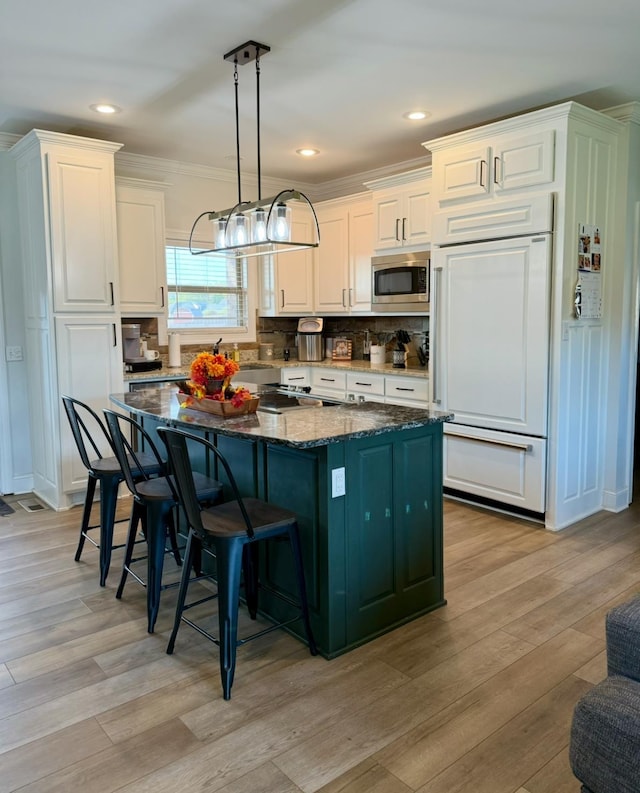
[431,193,553,514]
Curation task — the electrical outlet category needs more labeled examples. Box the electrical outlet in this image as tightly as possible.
[5,346,23,362]
[331,467,346,498]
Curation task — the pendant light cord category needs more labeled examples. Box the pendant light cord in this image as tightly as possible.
[256,51,262,201]
[234,60,242,205]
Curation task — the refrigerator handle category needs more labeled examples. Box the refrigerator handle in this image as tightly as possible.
[432,266,442,405]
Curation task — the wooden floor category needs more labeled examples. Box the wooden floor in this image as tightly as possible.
[1,491,639,793]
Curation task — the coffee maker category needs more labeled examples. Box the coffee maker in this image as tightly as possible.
[122,324,143,363]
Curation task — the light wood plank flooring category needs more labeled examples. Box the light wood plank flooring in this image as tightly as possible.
[1,490,639,793]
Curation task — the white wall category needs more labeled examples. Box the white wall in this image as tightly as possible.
[0,152,32,494]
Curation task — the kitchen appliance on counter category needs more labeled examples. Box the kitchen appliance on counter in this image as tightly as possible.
[372,251,430,312]
[431,193,553,516]
[296,317,324,362]
[122,324,163,373]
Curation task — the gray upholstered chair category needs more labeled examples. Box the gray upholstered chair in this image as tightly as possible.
[569,595,640,793]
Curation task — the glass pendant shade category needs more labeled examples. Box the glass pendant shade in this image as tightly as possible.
[213,217,227,249]
[227,212,250,247]
[269,202,292,242]
[252,207,267,242]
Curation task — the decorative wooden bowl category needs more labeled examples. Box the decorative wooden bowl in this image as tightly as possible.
[176,392,260,418]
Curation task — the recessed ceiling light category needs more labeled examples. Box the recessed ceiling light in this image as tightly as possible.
[90,103,121,115]
[296,148,320,157]
[403,110,430,121]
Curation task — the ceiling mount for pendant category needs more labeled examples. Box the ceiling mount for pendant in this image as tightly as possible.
[189,40,320,259]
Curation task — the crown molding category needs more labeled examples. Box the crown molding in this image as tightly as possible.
[312,156,432,201]
[0,132,20,152]
[603,102,640,125]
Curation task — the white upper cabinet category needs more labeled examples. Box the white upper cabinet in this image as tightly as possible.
[45,146,121,313]
[365,167,431,252]
[429,129,555,208]
[116,178,167,316]
[258,205,315,316]
[314,194,373,314]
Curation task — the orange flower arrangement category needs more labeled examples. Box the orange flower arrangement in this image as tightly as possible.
[182,352,252,407]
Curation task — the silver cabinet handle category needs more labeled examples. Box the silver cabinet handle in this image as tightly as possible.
[288,376,305,381]
[432,266,442,404]
[479,159,487,188]
[448,431,532,452]
[395,218,400,241]
[342,288,346,308]
[401,217,407,241]
[349,288,353,306]
[281,289,285,308]
[493,156,500,185]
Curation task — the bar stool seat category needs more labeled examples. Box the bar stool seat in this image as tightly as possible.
[157,426,317,701]
[104,410,223,632]
[62,396,163,586]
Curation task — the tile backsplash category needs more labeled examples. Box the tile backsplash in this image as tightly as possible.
[125,314,429,366]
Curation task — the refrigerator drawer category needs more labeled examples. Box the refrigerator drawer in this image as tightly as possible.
[443,425,546,513]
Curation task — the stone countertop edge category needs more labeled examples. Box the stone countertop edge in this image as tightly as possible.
[123,358,430,382]
[110,390,452,449]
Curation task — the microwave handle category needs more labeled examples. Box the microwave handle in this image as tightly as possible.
[432,266,442,404]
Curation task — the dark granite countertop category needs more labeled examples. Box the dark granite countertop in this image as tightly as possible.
[110,388,452,449]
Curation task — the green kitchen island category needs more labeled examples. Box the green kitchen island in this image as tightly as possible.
[110,388,453,658]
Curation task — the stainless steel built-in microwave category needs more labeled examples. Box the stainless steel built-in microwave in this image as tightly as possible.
[371,251,430,312]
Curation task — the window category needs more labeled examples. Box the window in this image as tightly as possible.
[166,244,250,336]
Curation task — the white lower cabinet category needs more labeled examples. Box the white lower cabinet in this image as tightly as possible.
[385,374,429,406]
[56,316,124,496]
[345,372,385,403]
[310,368,347,397]
[280,367,310,388]
[443,424,546,513]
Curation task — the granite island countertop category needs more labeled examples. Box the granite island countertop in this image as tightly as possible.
[123,358,429,384]
[110,387,451,449]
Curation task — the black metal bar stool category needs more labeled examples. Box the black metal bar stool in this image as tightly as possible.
[62,396,163,586]
[157,426,317,701]
[104,410,224,632]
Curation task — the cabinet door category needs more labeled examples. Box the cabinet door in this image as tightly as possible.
[435,144,491,205]
[385,374,429,406]
[345,428,443,644]
[55,316,123,492]
[47,150,119,313]
[348,202,373,311]
[493,130,555,194]
[372,190,404,249]
[117,185,167,314]
[434,235,550,435]
[275,211,314,314]
[314,209,349,312]
[403,184,431,247]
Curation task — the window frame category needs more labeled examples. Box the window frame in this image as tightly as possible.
[164,230,257,345]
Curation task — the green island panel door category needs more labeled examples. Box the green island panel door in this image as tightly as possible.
[345,425,444,646]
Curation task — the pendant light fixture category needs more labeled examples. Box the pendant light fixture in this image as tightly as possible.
[189,41,320,258]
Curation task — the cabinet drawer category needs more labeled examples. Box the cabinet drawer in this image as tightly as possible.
[280,367,310,387]
[443,424,546,513]
[311,369,347,392]
[385,375,429,404]
[346,372,385,396]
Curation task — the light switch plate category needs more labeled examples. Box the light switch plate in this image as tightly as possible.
[331,467,346,498]
[5,346,23,362]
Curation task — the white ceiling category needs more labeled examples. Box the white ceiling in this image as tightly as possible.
[1,0,639,184]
